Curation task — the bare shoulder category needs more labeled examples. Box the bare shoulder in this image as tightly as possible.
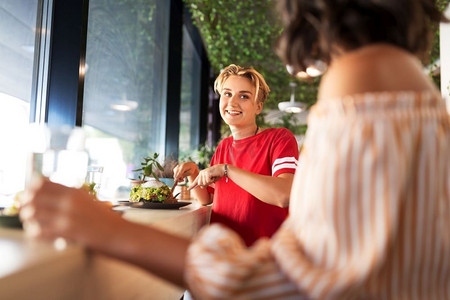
[318,44,437,100]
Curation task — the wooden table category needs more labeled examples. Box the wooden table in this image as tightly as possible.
[0,200,210,300]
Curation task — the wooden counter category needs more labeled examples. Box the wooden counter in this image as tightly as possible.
[0,200,210,300]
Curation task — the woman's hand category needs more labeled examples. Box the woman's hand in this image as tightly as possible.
[20,178,191,288]
[19,177,125,247]
[174,162,213,205]
[189,164,225,190]
[173,161,199,183]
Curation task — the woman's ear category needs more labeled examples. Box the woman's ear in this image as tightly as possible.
[255,102,263,115]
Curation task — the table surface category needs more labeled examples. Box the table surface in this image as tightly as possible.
[0,200,211,299]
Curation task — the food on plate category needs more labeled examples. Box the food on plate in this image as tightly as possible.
[1,191,22,216]
[1,205,19,216]
[129,179,176,204]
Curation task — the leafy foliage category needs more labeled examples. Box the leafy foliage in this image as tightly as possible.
[183,0,319,110]
[272,114,308,135]
[184,0,448,104]
[429,0,450,87]
[180,143,217,169]
[133,152,165,181]
[184,0,448,137]
[256,111,307,136]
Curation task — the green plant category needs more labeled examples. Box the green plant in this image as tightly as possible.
[184,0,448,108]
[180,143,217,169]
[183,0,319,110]
[133,152,164,181]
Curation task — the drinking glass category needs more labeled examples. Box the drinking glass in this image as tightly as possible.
[25,124,89,250]
[27,124,89,188]
[85,165,104,194]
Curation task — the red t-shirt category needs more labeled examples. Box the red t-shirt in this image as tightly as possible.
[210,128,299,246]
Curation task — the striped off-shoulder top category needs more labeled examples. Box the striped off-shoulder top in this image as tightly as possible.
[184,91,450,300]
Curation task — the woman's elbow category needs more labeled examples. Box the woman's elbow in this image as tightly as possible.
[200,199,213,206]
[273,192,290,208]
[279,195,290,208]
[273,175,294,207]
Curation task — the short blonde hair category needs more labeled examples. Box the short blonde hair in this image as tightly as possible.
[214,64,270,104]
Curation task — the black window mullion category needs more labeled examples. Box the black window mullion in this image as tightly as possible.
[46,0,89,127]
[164,0,183,159]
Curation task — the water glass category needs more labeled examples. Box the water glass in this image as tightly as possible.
[27,124,89,188]
[25,124,89,250]
[85,165,104,193]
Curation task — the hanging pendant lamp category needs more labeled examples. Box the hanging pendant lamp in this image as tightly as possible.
[278,82,306,113]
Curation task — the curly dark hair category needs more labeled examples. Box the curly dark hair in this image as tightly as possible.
[276,0,448,73]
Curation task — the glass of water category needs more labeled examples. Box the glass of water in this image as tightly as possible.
[27,124,89,188]
[25,124,89,250]
[85,165,104,195]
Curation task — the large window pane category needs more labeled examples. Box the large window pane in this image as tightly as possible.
[179,26,201,158]
[0,0,40,204]
[83,0,170,199]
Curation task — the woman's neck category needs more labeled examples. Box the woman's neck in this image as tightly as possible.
[230,125,259,140]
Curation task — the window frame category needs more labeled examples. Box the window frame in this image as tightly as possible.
[40,0,215,159]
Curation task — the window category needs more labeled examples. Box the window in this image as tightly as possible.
[82,0,171,199]
[179,25,201,158]
[0,0,45,204]
[0,0,212,203]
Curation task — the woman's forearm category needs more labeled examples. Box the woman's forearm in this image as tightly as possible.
[226,164,293,207]
[95,218,190,287]
[186,170,212,205]
[190,186,213,205]
[21,179,191,288]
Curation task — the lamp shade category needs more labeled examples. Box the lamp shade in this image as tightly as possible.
[110,99,138,111]
[278,82,306,113]
[278,101,306,113]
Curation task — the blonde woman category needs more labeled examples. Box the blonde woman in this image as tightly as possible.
[174,64,299,247]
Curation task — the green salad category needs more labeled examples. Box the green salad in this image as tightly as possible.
[130,184,171,203]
